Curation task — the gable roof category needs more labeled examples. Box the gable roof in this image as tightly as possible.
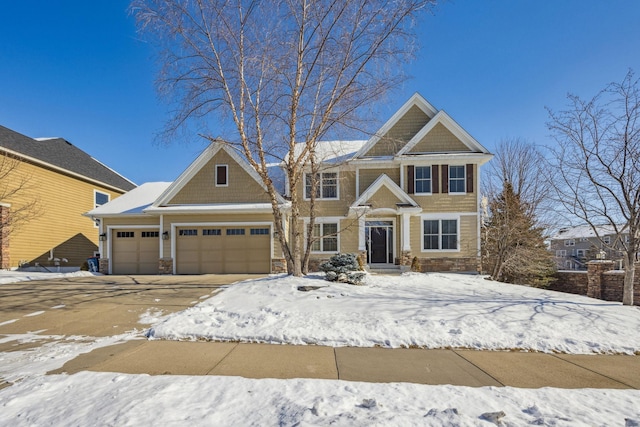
[85,182,172,217]
[396,110,490,155]
[152,140,286,207]
[353,93,438,159]
[549,224,626,240]
[351,174,420,211]
[0,125,136,192]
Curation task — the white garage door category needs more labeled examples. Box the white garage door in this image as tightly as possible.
[111,229,159,274]
[176,226,270,274]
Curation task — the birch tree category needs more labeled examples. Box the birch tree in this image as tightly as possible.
[547,70,640,305]
[131,0,435,276]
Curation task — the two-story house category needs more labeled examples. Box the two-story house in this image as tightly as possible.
[0,125,136,269]
[87,93,492,275]
[549,224,630,270]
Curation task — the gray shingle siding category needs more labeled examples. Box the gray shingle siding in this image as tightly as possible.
[0,125,135,192]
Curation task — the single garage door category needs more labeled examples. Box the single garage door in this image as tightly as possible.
[176,226,270,274]
[111,229,159,274]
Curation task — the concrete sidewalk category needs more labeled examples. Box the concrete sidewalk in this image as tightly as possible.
[50,340,640,389]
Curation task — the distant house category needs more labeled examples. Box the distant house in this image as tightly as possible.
[87,93,492,275]
[0,125,136,269]
[549,224,631,270]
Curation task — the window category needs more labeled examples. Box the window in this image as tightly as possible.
[564,239,575,246]
[415,166,432,194]
[203,229,221,236]
[448,166,466,193]
[603,236,611,245]
[556,250,567,257]
[305,172,338,199]
[95,191,109,208]
[311,223,338,252]
[423,219,458,250]
[576,249,586,257]
[226,228,245,236]
[215,164,228,186]
[141,231,159,238]
[116,231,134,238]
[179,229,197,236]
[250,228,270,235]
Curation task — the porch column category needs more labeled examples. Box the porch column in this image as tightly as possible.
[358,216,366,251]
[402,213,411,251]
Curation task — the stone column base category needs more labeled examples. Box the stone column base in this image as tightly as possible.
[98,258,110,274]
[159,258,173,275]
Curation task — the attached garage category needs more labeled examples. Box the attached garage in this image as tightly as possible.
[175,225,271,274]
[111,229,159,274]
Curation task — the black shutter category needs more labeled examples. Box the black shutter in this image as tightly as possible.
[466,164,474,193]
[407,166,414,194]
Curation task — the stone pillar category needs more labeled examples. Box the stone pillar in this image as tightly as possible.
[586,260,615,300]
[271,258,287,274]
[159,258,173,275]
[98,258,110,274]
[0,204,9,269]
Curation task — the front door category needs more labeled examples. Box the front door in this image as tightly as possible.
[365,221,393,264]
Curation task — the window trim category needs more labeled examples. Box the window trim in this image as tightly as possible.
[304,172,339,200]
[420,214,460,252]
[414,165,432,195]
[448,165,466,194]
[215,164,228,187]
[305,218,340,254]
[93,190,110,228]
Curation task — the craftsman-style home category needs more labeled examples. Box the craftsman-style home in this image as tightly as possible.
[87,93,492,274]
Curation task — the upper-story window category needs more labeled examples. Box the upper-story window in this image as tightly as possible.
[603,236,611,245]
[215,164,228,186]
[415,166,432,194]
[564,239,575,246]
[95,191,109,208]
[305,172,338,199]
[449,166,466,193]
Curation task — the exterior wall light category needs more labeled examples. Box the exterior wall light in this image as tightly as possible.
[99,233,107,241]
[162,231,170,240]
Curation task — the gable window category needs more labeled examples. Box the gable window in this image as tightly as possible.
[448,166,466,193]
[305,172,338,199]
[215,164,228,187]
[423,219,458,251]
[311,222,338,252]
[415,166,432,194]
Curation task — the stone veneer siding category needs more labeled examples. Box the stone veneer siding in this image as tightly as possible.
[159,258,173,275]
[98,258,109,274]
[418,257,480,273]
[549,261,640,306]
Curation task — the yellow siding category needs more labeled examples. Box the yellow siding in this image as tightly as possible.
[410,215,478,258]
[169,150,271,204]
[413,192,477,213]
[3,156,124,267]
[358,168,400,194]
[364,105,430,157]
[102,217,160,227]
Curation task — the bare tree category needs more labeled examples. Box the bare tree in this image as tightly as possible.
[0,152,41,265]
[547,70,640,305]
[131,0,435,276]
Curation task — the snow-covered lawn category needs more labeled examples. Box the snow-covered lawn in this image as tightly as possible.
[0,270,96,285]
[2,372,639,426]
[149,272,640,355]
[3,272,640,425]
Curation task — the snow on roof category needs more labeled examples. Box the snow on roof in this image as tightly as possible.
[292,140,367,164]
[86,182,172,216]
[550,224,625,240]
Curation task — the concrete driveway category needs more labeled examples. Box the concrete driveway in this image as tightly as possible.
[0,274,261,338]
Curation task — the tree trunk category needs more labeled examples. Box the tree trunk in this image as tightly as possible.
[623,252,635,305]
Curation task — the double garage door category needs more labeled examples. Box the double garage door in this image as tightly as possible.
[111,229,159,275]
[176,226,271,274]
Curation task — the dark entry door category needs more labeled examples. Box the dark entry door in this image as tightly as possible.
[369,227,388,263]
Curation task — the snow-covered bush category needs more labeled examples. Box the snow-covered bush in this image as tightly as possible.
[319,253,366,285]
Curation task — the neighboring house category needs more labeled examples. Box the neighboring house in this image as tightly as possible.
[87,93,492,275]
[0,125,136,269]
[549,224,630,270]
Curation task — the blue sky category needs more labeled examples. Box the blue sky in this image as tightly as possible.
[1,1,639,185]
